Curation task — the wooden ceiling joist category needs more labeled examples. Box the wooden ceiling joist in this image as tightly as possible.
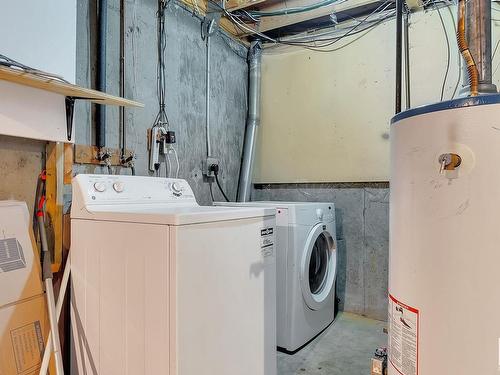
[226,0,268,11]
[235,0,381,35]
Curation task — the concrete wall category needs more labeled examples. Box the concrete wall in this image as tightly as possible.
[74,0,249,205]
[253,184,389,321]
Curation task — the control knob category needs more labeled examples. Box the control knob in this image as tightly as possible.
[113,182,124,193]
[93,182,106,192]
[171,182,183,195]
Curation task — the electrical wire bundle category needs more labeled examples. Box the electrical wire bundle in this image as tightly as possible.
[154,0,171,131]
[247,0,345,18]
[0,53,69,83]
[212,0,397,50]
[151,0,180,178]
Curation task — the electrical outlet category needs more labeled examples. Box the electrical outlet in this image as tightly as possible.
[203,157,219,177]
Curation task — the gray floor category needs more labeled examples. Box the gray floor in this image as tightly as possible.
[278,312,387,375]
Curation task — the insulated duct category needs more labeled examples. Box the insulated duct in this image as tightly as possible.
[237,41,262,202]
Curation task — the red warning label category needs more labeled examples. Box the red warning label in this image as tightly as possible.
[388,294,419,375]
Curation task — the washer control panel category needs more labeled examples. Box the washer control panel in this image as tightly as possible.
[76,175,196,205]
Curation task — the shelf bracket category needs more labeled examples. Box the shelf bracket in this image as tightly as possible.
[65,96,75,141]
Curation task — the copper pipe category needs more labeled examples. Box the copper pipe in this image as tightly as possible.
[457,0,479,96]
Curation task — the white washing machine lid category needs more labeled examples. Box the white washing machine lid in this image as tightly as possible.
[71,174,274,225]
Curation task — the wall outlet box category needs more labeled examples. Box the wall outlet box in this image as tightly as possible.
[203,157,219,177]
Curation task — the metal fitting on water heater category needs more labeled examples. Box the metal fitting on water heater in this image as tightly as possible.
[438,153,462,174]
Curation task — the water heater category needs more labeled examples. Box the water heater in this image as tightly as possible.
[389,95,500,374]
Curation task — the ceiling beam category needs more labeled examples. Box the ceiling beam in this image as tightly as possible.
[180,0,243,37]
[226,0,269,11]
[244,0,381,34]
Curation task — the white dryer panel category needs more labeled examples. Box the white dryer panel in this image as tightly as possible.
[214,201,337,352]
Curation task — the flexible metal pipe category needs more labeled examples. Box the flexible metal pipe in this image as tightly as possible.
[457,0,479,96]
[237,41,262,202]
[96,0,107,148]
[465,0,496,93]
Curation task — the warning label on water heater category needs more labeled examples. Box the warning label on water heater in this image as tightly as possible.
[389,294,419,375]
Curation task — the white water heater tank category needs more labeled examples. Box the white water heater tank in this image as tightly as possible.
[389,95,500,375]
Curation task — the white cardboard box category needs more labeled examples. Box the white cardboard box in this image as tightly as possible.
[0,201,43,308]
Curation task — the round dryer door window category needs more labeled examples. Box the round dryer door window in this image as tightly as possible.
[300,223,337,310]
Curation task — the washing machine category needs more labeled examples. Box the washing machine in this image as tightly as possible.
[216,201,337,352]
[70,175,276,375]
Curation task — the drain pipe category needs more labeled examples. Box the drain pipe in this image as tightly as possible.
[118,0,135,173]
[96,0,107,148]
[119,0,126,159]
[237,41,262,202]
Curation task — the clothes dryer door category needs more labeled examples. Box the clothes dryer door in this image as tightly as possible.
[300,223,337,310]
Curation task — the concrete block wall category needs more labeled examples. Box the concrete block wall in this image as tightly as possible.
[74,0,249,205]
[253,183,389,321]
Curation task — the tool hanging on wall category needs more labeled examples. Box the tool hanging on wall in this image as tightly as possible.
[34,171,65,375]
[148,0,179,177]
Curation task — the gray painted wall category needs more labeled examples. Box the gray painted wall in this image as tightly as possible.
[253,184,389,321]
[74,0,249,205]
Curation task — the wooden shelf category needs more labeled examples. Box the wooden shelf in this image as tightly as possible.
[0,65,144,141]
[0,65,143,108]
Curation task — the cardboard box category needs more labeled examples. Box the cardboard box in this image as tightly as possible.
[0,294,50,375]
[0,201,52,374]
[0,201,43,308]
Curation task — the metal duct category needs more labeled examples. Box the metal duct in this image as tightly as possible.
[464,0,497,94]
[237,41,262,202]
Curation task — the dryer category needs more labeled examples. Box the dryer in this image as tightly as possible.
[216,201,337,352]
[70,175,276,375]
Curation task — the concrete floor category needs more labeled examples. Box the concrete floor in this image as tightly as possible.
[278,312,387,375]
